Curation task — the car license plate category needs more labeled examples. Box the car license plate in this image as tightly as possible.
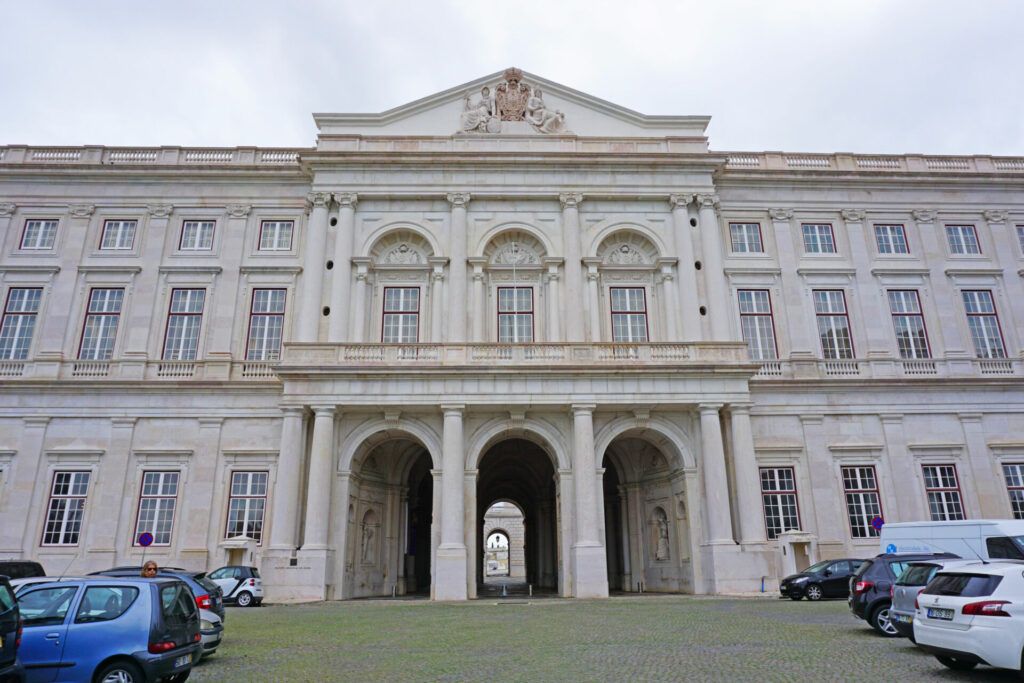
[927,607,954,621]
[174,655,191,668]
[894,614,912,624]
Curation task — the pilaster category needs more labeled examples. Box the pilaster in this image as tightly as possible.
[328,193,358,341]
[559,193,585,341]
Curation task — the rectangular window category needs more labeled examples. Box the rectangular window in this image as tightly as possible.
[1017,226,1024,254]
[134,471,179,546]
[801,223,836,254]
[610,287,648,342]
[760,467,800,540]
[729,223,763,253]
[382,287,419,343]
[258,221,293,251]
[99,220,137,250]
[946,225,981,255]
[737,289,777,360]
[20,219,58,250]
[497,287,534,343]
[922,465,965,521]
[0,288,42,360]
[246,289,286,360]
[874,224,909,254]
[42,471,90,546]
[78,288,124,360]
[813,290,854,359]
[162,289,206,360]
[887,290,931,359]
[225,471,268,543]
[179,220,215,251]
[962,290,1006,359]
[1003,464,1024,520]
[842,466,883,538]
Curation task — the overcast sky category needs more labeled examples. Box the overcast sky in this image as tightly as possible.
[2,0,1022,155]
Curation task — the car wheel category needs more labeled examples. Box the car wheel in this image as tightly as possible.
[95,660,144,683]
[935,655,977,671]
[236,590,253,607]
[805,584,823,601]
[870,603,899,637]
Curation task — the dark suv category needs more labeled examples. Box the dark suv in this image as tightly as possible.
[92,567,226,621]
[0,575,23,682]
[849,552,959,636]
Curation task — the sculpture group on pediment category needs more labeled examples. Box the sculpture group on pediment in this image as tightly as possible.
[606,243,647,265]
[525,89,567,134]
[491,241,539,266]
[382,243,423,265]
[459,67,570,135]
[460,87,500,134]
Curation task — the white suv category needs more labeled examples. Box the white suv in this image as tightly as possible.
[915,560,1024,673]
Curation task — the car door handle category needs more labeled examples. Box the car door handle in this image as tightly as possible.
[45,633,60,640]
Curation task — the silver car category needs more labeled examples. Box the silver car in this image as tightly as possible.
[890,559,968,641]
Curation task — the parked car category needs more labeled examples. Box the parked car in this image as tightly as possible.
[197,608,224,659]
[16,576,200,683]
[205,566,263,607]
[779,558,863,601]
[880,519,1024,560]
[92,567,226,622]
[889,559,970,641]
[849,552,960,636]
[915,561,1024,673]
[0,563,44,581]
[0,575,24,683]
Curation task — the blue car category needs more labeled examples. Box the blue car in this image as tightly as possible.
[16,577,200,683]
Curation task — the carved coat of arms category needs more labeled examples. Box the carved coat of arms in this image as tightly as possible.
[495,68,530,121]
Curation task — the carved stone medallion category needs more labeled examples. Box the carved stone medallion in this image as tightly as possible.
[492,242,538,265]
[606,243,646,265]
[382,243,422,265]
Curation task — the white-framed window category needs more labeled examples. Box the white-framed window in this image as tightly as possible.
[888,290,931,359]
[99,220,137,250]
[497,287,533,343]
[729,222,763,253]
[874,224,909,254]
[0,288,42,360]
[225,471,268,544]
[962,290,1006,359]
[78,288,124,360]
[382,287,419,343]
[246,289,286,360]
[20,219,58,250]
[179,220,215,251]
[760,467,800,540]
[946,225,981,255]
[134,471,179,546]
[42,471,91,546]
[801,223,836,254]
[813,289,854,359]
[162,289,206,361]
[258,220,293,251]
[1003,463,1024,520]
[922,464,965,521]
[610,287,648,342]
[842,466,883,539]
[737,289,777,360]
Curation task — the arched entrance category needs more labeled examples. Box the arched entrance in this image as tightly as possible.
[482,502,525,584]
[475,438,559,596]
[602,430,694,593]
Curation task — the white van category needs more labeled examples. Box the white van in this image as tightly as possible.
[879,519,1024,561]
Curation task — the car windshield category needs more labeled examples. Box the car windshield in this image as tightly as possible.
[803,560,832,573]
[895,564,938,586]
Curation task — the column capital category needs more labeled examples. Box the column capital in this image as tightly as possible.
[147,204,173,218]
[68,204,95,218]
[306,192,332,210]
[334,192,358,209]
[911,209,937,223]
[696,193,720,209]
[983,209,1008,224]
[669,193,695,210]
[571,403,597,415]
[768,208,794,221]
[559,192,583,209]
[311,405,337,418]
[729,402,753,415]
[280,406,306,418]
[226,204,251,218]
[840,209,866,222]
[698,402,723,414]
[441,403,465,416]
[446,192,471,208]
[0,203,15,217]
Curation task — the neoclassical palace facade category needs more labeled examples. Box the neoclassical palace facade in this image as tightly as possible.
[1,69,1022,601]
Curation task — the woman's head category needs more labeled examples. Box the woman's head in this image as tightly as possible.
[141,560,158,577]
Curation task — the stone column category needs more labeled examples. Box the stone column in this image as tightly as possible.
[799,415,844,546]
[556,469,575,597]
[333,472,353,599]
[464,468,478,599]
[913,210,971,366]
[84,418,136,563]
[697,194,730,341]
[658,260,680,341]
[559,193,585,342]
[470,261,486,342]
[269,407,306,550]
[842,209,890,359]
[571,404,610,598]
[37,205,94,366]
[430,469,442,600]
[205,206,249,368]
[729,404,765,544]
[430,263,445,343]
[770,209,815,358]
[699,404,735,544]
[446,193,470,342]
[960,413,1003,518]
[670,194,702,340]
[180,418,222,564]
[297,192,331,342]
[879,414,924,521]
[543,258,563,342]
[302,406,336,550]
[350,263,369,343]
[585,261,602,342]
[435,404,467,600]
[328,193,358,342]
[124,205,172,364]
[12,418,50,555]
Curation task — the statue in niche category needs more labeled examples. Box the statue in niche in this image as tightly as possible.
[525,89,568,134]
[653,508,670,561]
[361,520,376,564]
[492,241,538,265]
[460,87,500,134]
[496,68,530,121]
[606,243,645,265]
[382,243,422,265]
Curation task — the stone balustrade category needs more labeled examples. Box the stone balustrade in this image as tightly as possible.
[752,357,1023,380]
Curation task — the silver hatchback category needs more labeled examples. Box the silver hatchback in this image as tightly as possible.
[890,560,968,640]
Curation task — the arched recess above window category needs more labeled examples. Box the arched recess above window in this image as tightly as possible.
[482,230,547,267]
[596,230,660,267]
[368,229,434,267]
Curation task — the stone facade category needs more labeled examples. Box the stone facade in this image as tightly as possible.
[0,69,1022,602]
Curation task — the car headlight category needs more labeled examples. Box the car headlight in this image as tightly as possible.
[792,576,809,583]
[201,619,214,631]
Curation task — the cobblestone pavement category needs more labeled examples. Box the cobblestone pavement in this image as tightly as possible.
[191,596,1020,682]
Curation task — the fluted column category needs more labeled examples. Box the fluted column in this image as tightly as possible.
[446,193,470,342]
[543,258,562,341]
[430,265,445,343]
[350,262,369,342]
[659,260,680,341]
[729,403,765,544]
[697,194,730,341]
[328,193,358,341]
[297,192,331,342]
[269,407,306,549]
[435,404,468,600]
[560,193,585,341]
[585,261,602,342]
[302,406,336,550]
[670,194,702,340]
[700,404,735,544]
[571,404,609,598]
[470,262,486,342]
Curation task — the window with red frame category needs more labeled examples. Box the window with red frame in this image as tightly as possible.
[1003,463,1024,520]
[842,466,883,538]
[888,290,931,359]
[134,471,179,546]
[760,467,800,540]
[610,287,648,342]
[0,288,42,360]
[42,471,91,546]
[225,471,268,543]
[961,290,1006,359]
[737,289,777,360]
[813,290,854,359]
[246,289,286,360]
[162,289,206,360]
[922,465,965,521]
[78,288,124,360]
[497,287,533,342]
[382,287,419,343]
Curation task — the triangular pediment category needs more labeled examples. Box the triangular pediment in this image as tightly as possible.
[314,68,709,139]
